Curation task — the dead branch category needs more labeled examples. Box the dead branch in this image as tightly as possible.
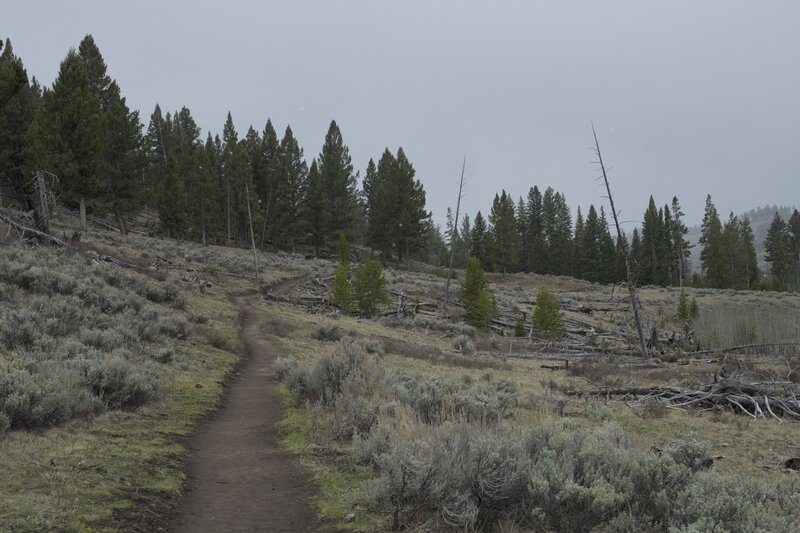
[0,211,70,247]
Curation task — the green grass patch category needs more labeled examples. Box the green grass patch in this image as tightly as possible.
[273,384,386,532]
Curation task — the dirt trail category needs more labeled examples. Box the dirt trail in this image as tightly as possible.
[170,294,327,532]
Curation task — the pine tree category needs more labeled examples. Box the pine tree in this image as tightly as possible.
[256,119,281,245]
[365,147,430,261]
[630,228,642,280]
[221,112,239,242]
[272,126,307,251]
[33,49,105,229]
[457,214,471,268]
[488,190,519,275]
[517,196,530,271]
[352,259,390,315]
[159,107,198,240]
[470,211,490,269]
[739,217,758,289]
[331,264,352,311]
[661,204,674,286]
[392,148,430,260]
[365,149,395,252]
[579,205,604,283]
[699,195,723,288]
[318,120,360,243]
[0,38,40,209]
[598,207,620,284]
[765,212,791,289]
[143,104,169,208]
[639,196,662,285]
[542,188,573,276]
[461,257,495,329]
[533,288,564,340]
[670,196,692,287]
[788,210,800,289]
[524,186,546,274]
[76,35,142,233]
[303,159,326,256]
[573,206,586,278]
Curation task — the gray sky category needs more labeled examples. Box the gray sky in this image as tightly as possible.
[5,1,799,230]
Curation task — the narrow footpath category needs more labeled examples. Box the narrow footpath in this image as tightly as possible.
[170,295,326,532]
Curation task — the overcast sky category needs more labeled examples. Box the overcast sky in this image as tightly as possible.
[4,1,799,230]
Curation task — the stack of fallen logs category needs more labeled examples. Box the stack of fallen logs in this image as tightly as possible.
[569,373,800,420]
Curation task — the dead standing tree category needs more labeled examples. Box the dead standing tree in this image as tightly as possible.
[443,155,466,310]
[592,125,648,358]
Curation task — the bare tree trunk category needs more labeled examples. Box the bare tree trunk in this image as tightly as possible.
[592,125,648,358]
[245,182,259,285]
[444,155,466,310]
[114,206,129,235]
[34,170,50,234]
[79,197,87,231]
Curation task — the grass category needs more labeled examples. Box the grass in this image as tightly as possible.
[3,212,800,530]
[274,385,386,532]
[0,219,289,530]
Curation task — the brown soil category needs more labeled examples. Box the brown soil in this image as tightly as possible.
[169,294,328,532]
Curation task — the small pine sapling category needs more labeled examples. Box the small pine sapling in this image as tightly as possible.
[533,287,564,340]
[352,258,390,315]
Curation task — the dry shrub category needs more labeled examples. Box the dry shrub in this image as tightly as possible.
[196,326,235,351]
[566,358,622,386]
[382,337,510,371]
[639,398,668,419]
[312,323,342,342]
[260,315,295,338]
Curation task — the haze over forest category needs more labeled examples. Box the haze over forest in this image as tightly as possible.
[4,1,799,229]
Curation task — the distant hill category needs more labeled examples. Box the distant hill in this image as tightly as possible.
[686,204,798,275]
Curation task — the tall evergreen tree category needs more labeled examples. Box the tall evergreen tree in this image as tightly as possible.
[470,211,490,269]
[364,149,395,253]
[0,38,40,209]
[669,196,691,287]
[143,104,169,208]
[699,194,724,287]
[789,210,800,288]
[524,186,546,274]
[32,49,104,229]
[158,106,198,240]
[457,214,471,268]
[488,190,519,275]
[639,196,663,285]
[542,189,573,276]
[303,159,326,256]
[221,112,239,241]
[579,205,604,283]
[318,120,360,243]
[739,216,758,288]
[256,119,281,245]
[598,207,620,283]
[765,212,791,288]
[76,35,142,233]
[272,126,307,251]
[364,147,430,260]
[630,228,642,281]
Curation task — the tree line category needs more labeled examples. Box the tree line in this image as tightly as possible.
[1,35,797,291]
[0,35,431,260]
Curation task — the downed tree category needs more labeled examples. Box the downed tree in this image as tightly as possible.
[568,377,800,420]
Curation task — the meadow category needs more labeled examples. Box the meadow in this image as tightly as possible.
[2,215,799,531]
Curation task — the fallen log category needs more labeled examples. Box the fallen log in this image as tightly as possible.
[568,381,800,420]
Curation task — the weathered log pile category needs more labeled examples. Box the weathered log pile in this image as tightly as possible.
[569,374,800,420]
